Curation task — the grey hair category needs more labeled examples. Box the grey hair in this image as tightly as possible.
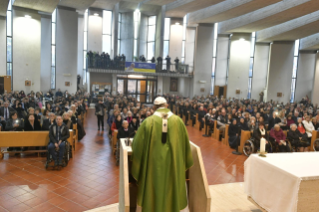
[274,124,280,128]
[297,117,302,121]
[290,124,297,129]
[48,112,55,116]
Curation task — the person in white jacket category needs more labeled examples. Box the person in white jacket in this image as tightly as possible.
[302,116,315,142]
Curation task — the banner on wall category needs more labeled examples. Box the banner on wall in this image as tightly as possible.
[125,62,156,73]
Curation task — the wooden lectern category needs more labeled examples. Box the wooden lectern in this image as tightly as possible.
[119,139,211,212]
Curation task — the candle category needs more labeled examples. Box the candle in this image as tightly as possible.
[260,138,266,153]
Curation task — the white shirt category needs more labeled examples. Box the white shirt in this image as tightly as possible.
[302,120,315,137]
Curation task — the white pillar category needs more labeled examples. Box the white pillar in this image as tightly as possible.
[312,52,319,104]
[40,15,51,92]
[0,17,6,76]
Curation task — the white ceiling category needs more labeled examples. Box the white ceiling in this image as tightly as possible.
[0,0,9,16]
[13,0,59,13]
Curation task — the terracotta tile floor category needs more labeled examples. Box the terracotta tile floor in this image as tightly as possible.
[0,109,247,211]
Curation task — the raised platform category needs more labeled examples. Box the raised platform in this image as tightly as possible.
[85,183,261,212]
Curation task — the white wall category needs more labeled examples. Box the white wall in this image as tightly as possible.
[88,11,102,53]
[169,23,183,60]
[185,27,195,72]
[77,15,84,77]
[193,24,214,96]
[251,43,270,100]
[215,35,229,86]
[40,16,51,92]
[56,8,78,94]
[13,8,41,92]
[227,33,251,99]
[295,52,316,102]
[0,17,6,76]
[157,76,163,95]
[266,42,294,102]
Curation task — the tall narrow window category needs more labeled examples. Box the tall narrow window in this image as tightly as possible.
[163,18,170,58]
[133,9,140,59]
[51,9,57,89]
[181,15,187,63]
[6,0,13,87]
[290,39,300,103]
[83,9,88,84]
[118,13,122,55]
[147,16,156,61]
[210,23,218,95]
[102,10,112,54]
[247,32,256,99]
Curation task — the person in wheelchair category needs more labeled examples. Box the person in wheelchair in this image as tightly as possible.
[269,124,290,152]
[287,124,309,152]
[252,122,270,151]
[48,116,70,166]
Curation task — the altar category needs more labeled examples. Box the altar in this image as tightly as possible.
[244,152,319,212]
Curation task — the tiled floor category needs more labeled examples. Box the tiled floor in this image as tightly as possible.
[0,109,247,212]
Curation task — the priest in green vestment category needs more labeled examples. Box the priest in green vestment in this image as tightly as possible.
[131,97,194,212]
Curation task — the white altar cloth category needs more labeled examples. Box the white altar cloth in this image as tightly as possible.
[244,152,319,212]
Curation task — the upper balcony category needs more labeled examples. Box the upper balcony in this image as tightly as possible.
[86,56,193,78]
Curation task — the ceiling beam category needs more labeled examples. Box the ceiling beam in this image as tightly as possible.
[13,0,59,13]
[58,0,96,11]
[218,0,318,34]
[90,0,121,11]
[0,0,9,16]
[188,0,281,24]
[257,10,319,42]
[299,34,319,51]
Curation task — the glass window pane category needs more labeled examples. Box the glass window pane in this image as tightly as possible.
[164,18,170,40]
[249,58,254,77]
[118,22,121,38]
[7,63,12,76]
[128,80,137,93]
[210,77,215,95]
[183,15,187,25]
[52,46,56,67]
[83,51,87,69]
[118,39,121,54]
[7,37,12,62]
[182,41,185,58]
[84,32,87,51]
[163,41,169,58]
[103,10,112,35]
[213,39,217,57]
[214,23,218,39]
[84,11,88,32]
[250,37,255,57]
[103,35,111,54]
[118,13,122,22]
[117,79,124,94]
[147,42,155,61]
[6,11,12,37]
[211,58,216,76]
[52,9,56,23]
[8,0,12,10]
[292,57,298,78]
[51,67,56,89]
[52,23,56,45]
[134,40,138,57]
[181,58,185,63]
[294,40,300,56]
[148,25,155,42]
[149,16,156,25]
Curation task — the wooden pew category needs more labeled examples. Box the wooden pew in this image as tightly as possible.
[239,130,251,154]
[176,106,179,115]
[212,120,218,140]
[173,105,176,114]
[222,124,229,146]
[112,130,118,154]
[187,113,191,126]
[72,124,78,151]
[195,114,200,131]
[0,131,74,159]
[310,130,319,151]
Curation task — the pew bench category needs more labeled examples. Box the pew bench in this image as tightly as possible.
[0,130,74,159]
[239,130,251,154]
[310,130,319,151]
[112,130,118,155]
[222,124,229,146]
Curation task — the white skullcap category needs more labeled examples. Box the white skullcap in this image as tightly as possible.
[154,97,167,105]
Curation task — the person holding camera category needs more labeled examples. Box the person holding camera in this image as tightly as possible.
[5,111,24,131]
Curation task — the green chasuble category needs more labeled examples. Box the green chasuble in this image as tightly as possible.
[131,108,193,212]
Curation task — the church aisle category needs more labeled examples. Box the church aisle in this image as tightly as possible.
[0,109,246,212]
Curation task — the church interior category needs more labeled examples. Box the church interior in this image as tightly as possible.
[1,0,319,211]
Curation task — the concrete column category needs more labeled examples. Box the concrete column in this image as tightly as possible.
[251,43,270,100]
[266,41,294,102]
[185,27,196,73]
[0,17,6,76]
[77,14,84,77]
[227,33,251,99]
[157,76,163,95]
[155,6,165,59]
[312,52,319,104]
[40,15,51,92]
[88,9,102,53]
[215,35,229,86]
[139,14,147,58]
[193,24,214,96]
[112,3,119,57]
[295,52,316,102]
[12,7,41,92]
[169,18,183,60]
[56,7,78,94]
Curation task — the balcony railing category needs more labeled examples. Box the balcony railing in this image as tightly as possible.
[87,57,190,75]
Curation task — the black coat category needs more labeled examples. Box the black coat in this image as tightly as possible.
[0,107,15,120]
[95,103,105,116]
[42,119,56,131]
[5,118,24,131]
[253,128,268,142]
[24,120,42,131]
[268,117,281,130]
[49,123,70,144]
[117,127,135,139]
[228,124,239,137]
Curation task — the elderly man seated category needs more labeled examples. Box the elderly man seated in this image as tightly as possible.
[269,124,290,152]
[48,116,70,167]
[287,124,309,152]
